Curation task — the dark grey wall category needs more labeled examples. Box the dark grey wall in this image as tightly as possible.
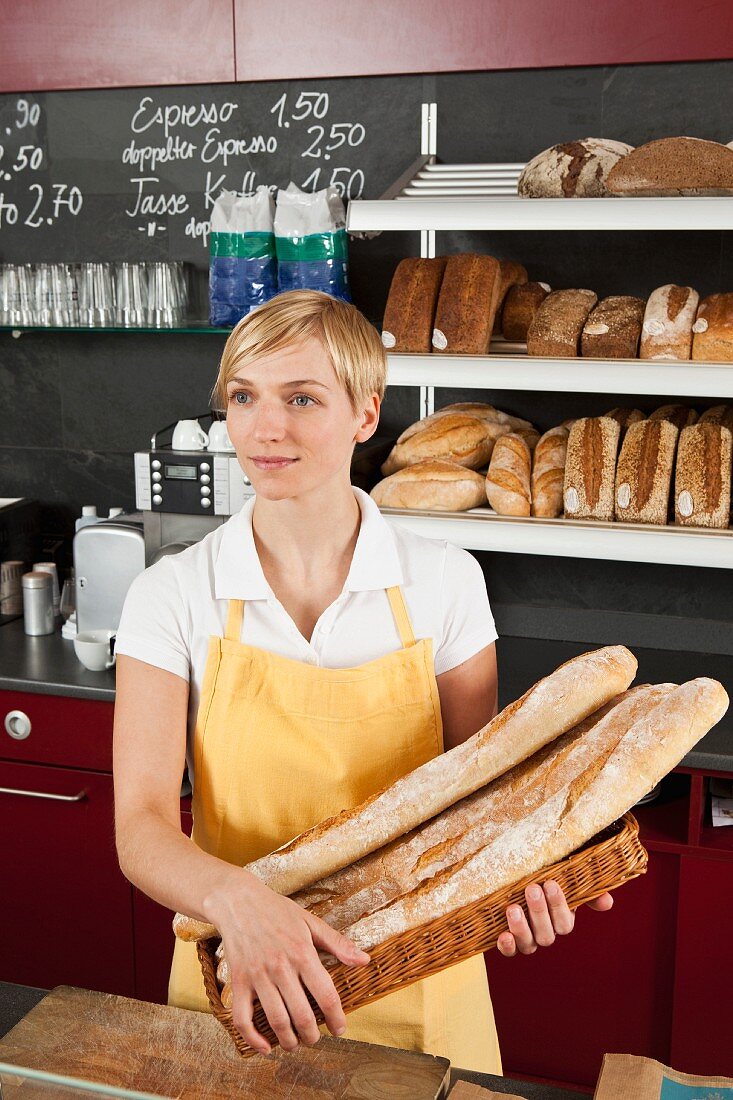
[1,59,731,704]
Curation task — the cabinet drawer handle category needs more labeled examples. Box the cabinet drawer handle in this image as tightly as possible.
[0,785,88,803]
[4,710,31,740]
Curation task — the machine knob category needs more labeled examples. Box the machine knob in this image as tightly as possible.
[200,485,211,497]
[200,462,211,473]
[153,494,163,505]
[199,473,211,485]
[201,497,212,508]
[5,710,31,741]
[151,459,162,470]
[152,472,162,482]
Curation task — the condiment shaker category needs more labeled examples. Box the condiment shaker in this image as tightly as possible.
[22,571,55,636]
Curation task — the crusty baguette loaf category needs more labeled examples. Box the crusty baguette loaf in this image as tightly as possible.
[381,414,497,475]
[606,136,733,196]
[485,433,532,516]
[432,254,501,354]
[370,461,487,512]
[527,289,598,358]
[501,281,551,342]
[563,417,621,521]
[397,403,534,445]
[343,678,729,951]
[531,426,569,518]
[581,296,645,359]
[674,423,732,528]
[381,257,447,353]
[492,260,528,334]
[614,419,679,525]
[639,285,699,360]
[294,685,671,931]
[518,138,633,198]
[692,293,733,362]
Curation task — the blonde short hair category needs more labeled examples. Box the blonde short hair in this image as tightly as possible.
[211,290,386,414]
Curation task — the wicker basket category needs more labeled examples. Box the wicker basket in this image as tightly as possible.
[198,811,646,1057]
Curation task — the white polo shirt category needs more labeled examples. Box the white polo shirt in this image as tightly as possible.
[115,487,497,770]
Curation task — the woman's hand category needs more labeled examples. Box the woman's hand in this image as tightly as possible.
[206,870,369,1055]
[497,881,614,957]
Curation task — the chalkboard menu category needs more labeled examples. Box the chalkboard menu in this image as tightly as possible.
[0,75,427,266]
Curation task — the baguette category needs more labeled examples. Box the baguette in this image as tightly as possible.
[531,426,569,518]
[485,433,532,516]
[370,461,487,512]
[344,678,728,951]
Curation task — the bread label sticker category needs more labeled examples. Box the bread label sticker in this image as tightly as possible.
[539,282,552,293]
[381,330,396,349]
[678,490,694,518]
[692,317,708,333]
[564,487,579,514]
[585,322,610,335]
[617,482,631,509]
[432,328,448,350]
[643,319,666,336]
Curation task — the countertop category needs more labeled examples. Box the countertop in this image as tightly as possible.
[1,617,732,772]
[0,981,586,1098]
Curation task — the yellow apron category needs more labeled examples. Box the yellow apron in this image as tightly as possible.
[169,586,501,1073]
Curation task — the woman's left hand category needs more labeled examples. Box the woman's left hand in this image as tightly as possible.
[497,881,614,957]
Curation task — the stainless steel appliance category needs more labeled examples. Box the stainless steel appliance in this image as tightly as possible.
[73,514,146,632]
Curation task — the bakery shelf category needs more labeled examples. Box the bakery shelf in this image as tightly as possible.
[387,351,733,399]
[381,508,733,570]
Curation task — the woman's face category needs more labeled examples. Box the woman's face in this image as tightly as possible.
[224,337,380,502]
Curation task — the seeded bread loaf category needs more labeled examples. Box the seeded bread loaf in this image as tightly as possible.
[606,136,733,196]
[699,405,733,432]
[501,281,552,341]
[381,257,447,353]
[691,293,733,362]
[531,426,570,518]
[674,423,732,528]
[527,289,598,358]
[614,419,679,525]
[518,138,633,198]
[604,407,646,430]
[492,260,528,333]
[563,417,621,521]
[649,404,698,430]
[639,285,699,360]
[370,461,487,512]
[581,296,646,359]
[485,433,532,516]
[432,254,501,354]
[381,413,497,475]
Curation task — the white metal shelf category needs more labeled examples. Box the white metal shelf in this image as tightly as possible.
[382,508,733,570]
[386,351,733,399]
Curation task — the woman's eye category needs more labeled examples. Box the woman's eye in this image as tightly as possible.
[292,394,315,407]
[230,391,250,405]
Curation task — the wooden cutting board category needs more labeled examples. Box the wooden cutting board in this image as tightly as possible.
[0,986,451,1098]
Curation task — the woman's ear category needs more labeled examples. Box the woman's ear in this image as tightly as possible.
[355,394,381,443]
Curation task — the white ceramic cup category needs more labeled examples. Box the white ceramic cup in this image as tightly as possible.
[207,420,234,451]
[74,629,116,671]
[172,419,208,451]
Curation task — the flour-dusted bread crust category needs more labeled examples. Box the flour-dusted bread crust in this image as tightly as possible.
[381,413,497,476]
[344,678,728,951]
[485,433,532,516]
[639,285,699,361]
[674,423,732,528]
[563,417,621,521]
[396,403,534,445]
[381,257,447,353]
[614,419,679,525]
[518,138,633,198]
[432,254,501,354]
[501,281,552,342]
[606,136,733,196]
[531,426,570,518]
[527,289,598,358]
[692,293,733,362]
[370,461,487,512]
[581,295,646,359]
[492,260,528,333]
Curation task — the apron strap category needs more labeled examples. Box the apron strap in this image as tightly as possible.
[386,586,416,648]
[225,599,245,642]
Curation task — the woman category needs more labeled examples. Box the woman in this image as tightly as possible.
[113,289,611,1071]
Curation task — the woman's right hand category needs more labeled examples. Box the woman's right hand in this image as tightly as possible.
[205,869,370,1055]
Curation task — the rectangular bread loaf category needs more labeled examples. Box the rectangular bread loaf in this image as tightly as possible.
[381,257,447,353]
[501,281,551,342]
[699,404,733,432]
[581,295,645,359]
[692,293,733,362]
[563,417,621,521]
[604,407,646,430]
[492,259,528,334]
[614,419,679,525]
[432,254,501,354]
[527,289,598,358]
[674,422,732,528]
[649,404,697,430]
[639,285,698,360]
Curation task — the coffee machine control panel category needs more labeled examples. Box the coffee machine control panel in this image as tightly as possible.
[134,451,253,516]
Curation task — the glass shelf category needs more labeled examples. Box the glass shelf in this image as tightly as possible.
[0,322,231,335]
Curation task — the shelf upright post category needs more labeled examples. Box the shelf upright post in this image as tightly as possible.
[420,102,438,419]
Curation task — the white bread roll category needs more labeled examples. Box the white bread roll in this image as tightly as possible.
[485,433,532,517]
[531,426,569,518]
[370,461,487,512]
